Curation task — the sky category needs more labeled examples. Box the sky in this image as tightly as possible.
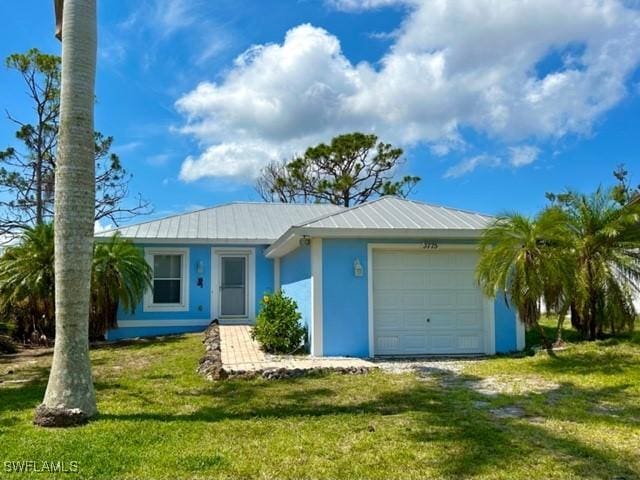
[0,0,639,230]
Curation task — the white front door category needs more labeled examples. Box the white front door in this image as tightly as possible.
[212,247,256,323]
[372,249,486,356]
[220,256,247,317]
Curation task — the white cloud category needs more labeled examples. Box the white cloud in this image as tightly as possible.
[509,146,540,167]
[444,155,501,178]
[115,0,232,68]
[176,0,640,181]
[146,153,172,167]
[326,0,412,11]
[179,143,279,181]
[113,141,143,154]
[94,219,114,234]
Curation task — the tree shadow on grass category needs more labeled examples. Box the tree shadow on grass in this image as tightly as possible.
[529,349,639,375]
[94,370,639,479]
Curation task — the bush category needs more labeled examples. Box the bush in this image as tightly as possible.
[251,292,305,354]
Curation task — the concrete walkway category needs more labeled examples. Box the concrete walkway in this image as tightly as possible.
[219,325,375,374]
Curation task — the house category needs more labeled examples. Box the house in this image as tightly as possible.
[97,197,524,357]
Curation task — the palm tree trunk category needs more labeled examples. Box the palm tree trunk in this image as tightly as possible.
[34,0,97,427]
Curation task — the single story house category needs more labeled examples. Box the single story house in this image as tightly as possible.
[97,196,524,357]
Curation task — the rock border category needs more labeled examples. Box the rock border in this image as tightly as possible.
[197,323,375,381]
[229,365,373,380]
[197,322,227,380]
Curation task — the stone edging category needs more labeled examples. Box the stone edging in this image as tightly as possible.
[197,323,376,381]
[228,365,374,380]
[197,322,227,380]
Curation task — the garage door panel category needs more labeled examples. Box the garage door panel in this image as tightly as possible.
[430,292,455,308]
[375,292,402,309]
[403,310,427,330]
[457,311,482,327]
[403,334,428,352]
[376,334,428,355]
[376,310,402,330]
[429,335,457,352]
[373,249,485,356]
[374,270,405,289]
[402,292,426,309]
[403,271,427,289]
[455,289,482,305]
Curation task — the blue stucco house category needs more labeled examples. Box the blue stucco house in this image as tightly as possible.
[98,196,524,357]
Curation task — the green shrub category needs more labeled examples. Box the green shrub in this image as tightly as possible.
[251,292,305,354]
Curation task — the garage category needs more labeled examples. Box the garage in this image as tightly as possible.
[372,248,488,356]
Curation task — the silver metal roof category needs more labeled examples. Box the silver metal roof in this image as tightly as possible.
[96,203,343,243]
[297,196,492,230]
[98,197,493,248]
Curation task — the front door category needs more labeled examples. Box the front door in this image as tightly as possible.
[220,256,247,317]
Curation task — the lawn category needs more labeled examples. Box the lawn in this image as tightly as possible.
[1,324,639,479]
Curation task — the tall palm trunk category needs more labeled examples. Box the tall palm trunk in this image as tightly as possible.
[34,0,97,427]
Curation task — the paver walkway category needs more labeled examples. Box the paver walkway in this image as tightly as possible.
[219,325,375,373]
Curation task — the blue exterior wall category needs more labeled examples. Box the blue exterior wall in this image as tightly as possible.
[320,238,521,357]
[107,243,273,340]
[279,245,312,341]
[106,238,520,354]
[494,295,518,352]
[254,245,275,313]
[322,239,369,357]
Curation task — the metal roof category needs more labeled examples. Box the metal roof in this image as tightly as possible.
[264,197,494,257]
[298,196,492,230]
[97,197,494,249]
[96,202,343,243]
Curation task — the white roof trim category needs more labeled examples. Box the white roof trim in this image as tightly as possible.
[265,226,484,258]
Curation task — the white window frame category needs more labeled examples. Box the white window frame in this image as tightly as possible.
[211,247,256,323]
[144,247,190,312]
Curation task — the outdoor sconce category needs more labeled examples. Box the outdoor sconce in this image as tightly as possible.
[353,258,363,277]
[299,236,311,246]
[196,260,204,288]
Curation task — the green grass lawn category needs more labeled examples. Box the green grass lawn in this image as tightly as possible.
[1,324,639,480]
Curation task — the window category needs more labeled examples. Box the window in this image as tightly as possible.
[144,248,189,312]
[153,255,182,304]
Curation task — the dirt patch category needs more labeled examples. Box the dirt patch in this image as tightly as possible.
[489,405,526,419]
[375,358,483,376]
[592,402,624,416]
[465,375,560,396]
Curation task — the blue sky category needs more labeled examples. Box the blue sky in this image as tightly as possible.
[1,0,639,229]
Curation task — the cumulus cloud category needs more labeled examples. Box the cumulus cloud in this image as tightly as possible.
[179,143,280,181]
[509,146,540,167]
[176,0,640,181]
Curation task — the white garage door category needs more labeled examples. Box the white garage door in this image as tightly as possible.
[373,249,486,356]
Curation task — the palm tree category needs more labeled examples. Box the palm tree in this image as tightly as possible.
[559,188,640,339]
[0,223,55,340]
[476,208,573,347]
[35,0,98,427]
[0,225,151,342]
[91,234,151,340]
